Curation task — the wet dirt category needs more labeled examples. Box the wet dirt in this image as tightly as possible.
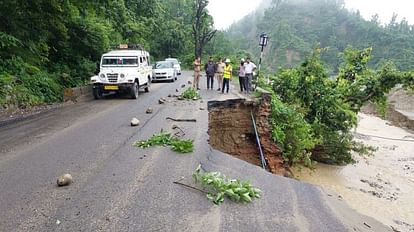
[208,99,262,167]
[207,96,289,176]
[294,113,414,232]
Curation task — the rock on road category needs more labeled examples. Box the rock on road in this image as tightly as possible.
[0,71,389,232]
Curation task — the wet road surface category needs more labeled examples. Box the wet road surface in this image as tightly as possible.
[0,72,389,231]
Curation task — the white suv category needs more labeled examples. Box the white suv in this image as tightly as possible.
[165,58,181,75]
[91,45,152,99]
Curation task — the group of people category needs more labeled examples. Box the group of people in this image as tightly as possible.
[193,56,257,94]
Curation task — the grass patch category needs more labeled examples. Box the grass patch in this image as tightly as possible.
[181,87,201,100]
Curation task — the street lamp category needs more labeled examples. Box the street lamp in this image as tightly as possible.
[256,33,269,89]
[259,33,269,47]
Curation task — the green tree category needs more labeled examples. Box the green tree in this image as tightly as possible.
[192,0,217,58]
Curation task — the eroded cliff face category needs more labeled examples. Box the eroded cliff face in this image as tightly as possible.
[208,94,291,176]
[362,88,414,130]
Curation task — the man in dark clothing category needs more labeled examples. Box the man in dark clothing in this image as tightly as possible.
[204,57,216,90]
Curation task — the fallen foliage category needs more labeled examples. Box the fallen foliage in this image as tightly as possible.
[133,130,193,153]
[192,165,261,205]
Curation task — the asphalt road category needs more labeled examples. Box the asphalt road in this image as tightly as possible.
[0,71,389,232]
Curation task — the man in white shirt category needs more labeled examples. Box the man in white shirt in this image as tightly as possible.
[244,57,256,93]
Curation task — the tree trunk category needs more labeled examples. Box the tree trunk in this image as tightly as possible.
[192,0,216,59]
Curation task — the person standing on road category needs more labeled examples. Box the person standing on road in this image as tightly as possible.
[204,56,216,90]
[238,59,246,93]
[222,58,232,94]
[215,58,225,91]
[193,56,201,90]
[244,57,256,93]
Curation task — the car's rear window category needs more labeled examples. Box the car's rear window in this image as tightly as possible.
[155,62,173,69]
[165,59,178,64]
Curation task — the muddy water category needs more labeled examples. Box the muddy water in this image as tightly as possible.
[294,113,414,231]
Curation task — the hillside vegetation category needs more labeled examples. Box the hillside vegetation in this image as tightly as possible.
[220,0,414,165]
[0,0,206,108]
[226,0,414,73]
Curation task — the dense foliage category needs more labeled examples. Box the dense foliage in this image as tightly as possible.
[0,0,215,108]
[267,47,413,165]
[227,0,414,74]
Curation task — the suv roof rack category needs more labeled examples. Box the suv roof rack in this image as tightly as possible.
[111,44,145,50]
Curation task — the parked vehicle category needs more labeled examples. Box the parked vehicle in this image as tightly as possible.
[90,44,152,99]
[165,58,181,75]
[152,61,177,82]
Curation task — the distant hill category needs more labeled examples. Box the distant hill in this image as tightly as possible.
[226,0,414,73]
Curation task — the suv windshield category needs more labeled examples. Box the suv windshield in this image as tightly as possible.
[155,61,173,69]
[102,57,138,66]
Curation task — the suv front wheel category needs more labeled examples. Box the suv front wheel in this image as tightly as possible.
[93,86,103,100]
[131,82,139,99]
[144,77,150,92]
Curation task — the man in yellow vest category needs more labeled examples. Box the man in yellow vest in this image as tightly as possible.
[222,58,232,94]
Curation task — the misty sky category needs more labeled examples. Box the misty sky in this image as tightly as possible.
[207,0,414,30]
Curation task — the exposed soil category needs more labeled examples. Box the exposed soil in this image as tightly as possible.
[207,94,290,176]
[208,99,261,166]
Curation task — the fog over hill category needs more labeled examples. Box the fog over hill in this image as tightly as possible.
[225,0,414,74]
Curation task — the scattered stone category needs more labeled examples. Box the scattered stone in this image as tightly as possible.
[368,190,382,198]
[158,98,166,104]
[181,84,186,88]
[131,118,140,126]
[391,226,402,232]
[176,89,179,92]
[192,97,198,101]
[168,94,172,98]
[361,179,384,189]
[146,107,153,114]
[57,174,73,187]
[199,107,205,111]
[56,220,61,225]
[187,81,192,85]
[178,96,184,100]
[200,100,204,103]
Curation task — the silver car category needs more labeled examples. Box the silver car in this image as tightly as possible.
[152,61,177,82]
[165,58,181,75]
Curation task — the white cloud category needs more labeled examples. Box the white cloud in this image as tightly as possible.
[207,0,414,30]
[344,0,413,24]
[207,0,262,30]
